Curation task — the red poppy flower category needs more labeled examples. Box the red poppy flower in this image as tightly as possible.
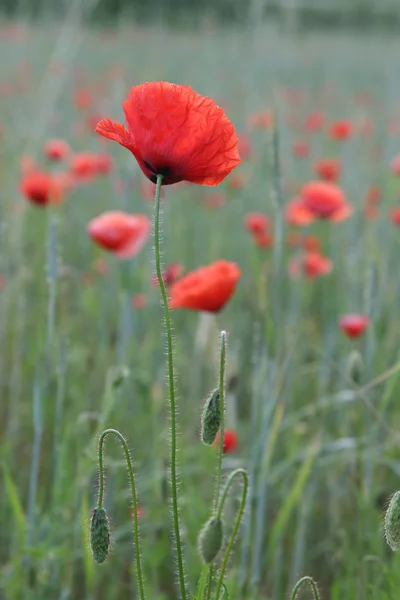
[74,88,93,110]
[169,260,241,313]
[132,294,147,310]
[19,171,68,206]
[300,181,353,222]
[285,197,315,227]
[253,231,273,248]
[314,158,341,182]
[238,133,252,160]
[152,262,183,287]
[389,207,400,226]
[248,110,273,130]
[338,314,369,339]
[96,81,240,186]
[44,139,70,161]
[227,173,246,190]
[94,153,113,175]
[70,153,99,181]
[87,211,151,259]
[302,235,321,253]
[329,120,353,141]
[292,140,310,158]
[289,251,332,279]
[304,111,325,133]
[391,156,400,176]
[244,212,270,235]
[215,429,239,454]
[204,193,226,209]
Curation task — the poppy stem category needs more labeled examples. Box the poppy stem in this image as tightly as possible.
[214,468,248,600]
[153,174,187,600]
[97,429,146,600]
[290,576,320,600]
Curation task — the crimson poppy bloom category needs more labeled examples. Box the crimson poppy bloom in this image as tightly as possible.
[169,260,241,312]
[289,251,332,279]
[389,207,400,226]
[19,171,68,206]
[285,197,315,227]
[87,211,151,259]
[329,120,353,141]
[152,262,183,287]
[253,231,273,248]
[300,181,353,222]
[70,153,99,180]
[304,111,325,133]
[44,139,70,161]
[292,140,310,159]
[314,158,341,182]
[215,429,239,454]
[96,81,240,186]
[244,212,270,235]
[338,314,369,339]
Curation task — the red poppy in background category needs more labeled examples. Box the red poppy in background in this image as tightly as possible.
[238,133,252,160]
[289,251,332,279]
[391,156,400,176]
[244,212,270,235]
[285,197,315,227]
[338,314,369,339]
[304,111,325,133]
[169,260,241,312]
[292,140,310,159]
[329,120,353,141]
[94,153,113,175]
[44,139,70,162]
[19,171,69,206]
[96,81,240,186]
[87,212,151,259]
[389,207,400,226]
[132,294,147,310]
[74,88,93,110]
[227,173,246,190]
[215,428,239,454]
[302,235,321,253]
[314,158,341,182]
[152,262,183,287]
[366,186,381,204]
[70,152,112,181]
[248,110,273,130]
[204,193,226,209]
[300,181,353,222]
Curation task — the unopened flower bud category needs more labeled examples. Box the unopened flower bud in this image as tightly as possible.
[198,516,223,563]
[385,491,400,550]
[90,507,110,563]
[201,389,221,446]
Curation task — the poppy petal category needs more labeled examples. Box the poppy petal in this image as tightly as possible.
[95,118,135,152]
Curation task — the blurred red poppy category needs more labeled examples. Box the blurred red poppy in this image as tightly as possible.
[292,140,310,159]
[329,120,353,140]
[227,173,246,190]
[19,171,69,206]
[96,81,240,186]
[215,428,239,454]
[391,156,400,176]
[366,186,381,204]
[70,152,112,181]
[338,314,369,338]
[389,207,400,226]
[289,251,332,279]
[238,133,252,160]
[74,88,93,110]
[169,260,241,312]
[285,197,315,227]
[132,294,147,310]
[244,212,270,235]
[44,139,70,162]
[314,158,341,182]
[302,235,321,253]
[248,110,272,130]
[87,212,151,259]
[152,262,183,287]
[204,193,226,209]
[304,111,325,133]
[300,181,353,222]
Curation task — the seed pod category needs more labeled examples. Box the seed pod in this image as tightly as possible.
[346,350,363,385]
[90,507,110,563]
[201,389,221,446]
[198,516,223,563]
[385,491,400,550]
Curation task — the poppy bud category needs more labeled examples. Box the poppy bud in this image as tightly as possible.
[346,350,363,385]
[90,507,110,563]
[385,491,400,550]
[198,517,223,563]
[201,389,221,445]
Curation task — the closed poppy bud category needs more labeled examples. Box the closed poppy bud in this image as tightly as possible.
[346,350,363,384]
[385,491,400,550]
[90,507,110,564]
[201,389,221,446]
[198,517,223,563]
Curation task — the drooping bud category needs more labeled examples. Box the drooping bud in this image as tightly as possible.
[201,389,221,446]
[90,507,110,563]
[346,350,363,385]
[198,517,223,563]
[385,491,400,550]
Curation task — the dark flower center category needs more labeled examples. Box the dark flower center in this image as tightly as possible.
[143,161,172,183]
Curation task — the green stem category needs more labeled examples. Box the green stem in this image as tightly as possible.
[206,331,227,600]
[215,468,249,600]
[97,428,146,600]
[290,576,320,600]
[196,564,209,600]
[153,174,187,600]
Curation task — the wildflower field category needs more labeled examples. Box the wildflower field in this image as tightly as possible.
[2,18,400,600]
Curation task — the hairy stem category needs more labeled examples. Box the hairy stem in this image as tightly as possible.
[290,576,320,600]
